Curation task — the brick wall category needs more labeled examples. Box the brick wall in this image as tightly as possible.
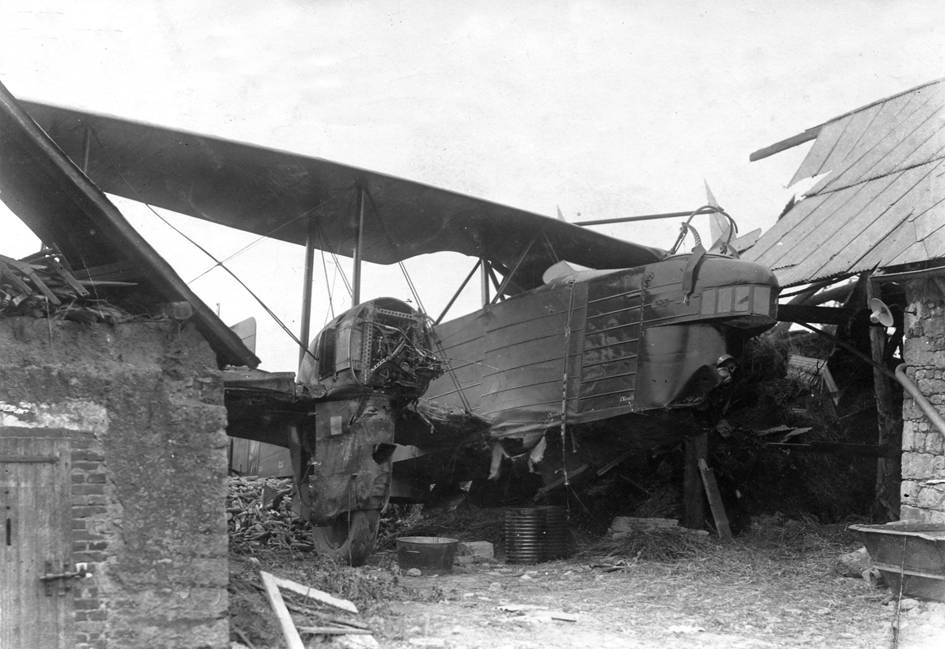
[0,317,229,649]
[900,276,945,523]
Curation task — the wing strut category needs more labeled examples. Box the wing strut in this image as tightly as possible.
[490,234,539,305]
[480,259,491,305]
[435,259,482,325]
[298,215,317,366]
[352,187,366,306]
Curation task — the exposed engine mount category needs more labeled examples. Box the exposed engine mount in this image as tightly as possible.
[297,297,442,401]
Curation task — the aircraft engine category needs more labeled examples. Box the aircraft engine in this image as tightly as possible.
[292,298,443,565]
[297,297,442,401]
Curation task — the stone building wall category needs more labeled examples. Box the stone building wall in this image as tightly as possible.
[0,317,229,649]
[900,277,945,523]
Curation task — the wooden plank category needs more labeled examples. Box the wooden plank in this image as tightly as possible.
[268,573,359,614]
[259,571,305,649]
[298,626,373,636]
[749,125,820,162]
[682,434,707,530]
[697,458,732,541]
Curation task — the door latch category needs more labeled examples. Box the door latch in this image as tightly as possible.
[40,561,88,596]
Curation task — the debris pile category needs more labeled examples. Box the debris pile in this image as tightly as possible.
[0,250,132,322]
[228,476,314,552]
[583,518,714,565]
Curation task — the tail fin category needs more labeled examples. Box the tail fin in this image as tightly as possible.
[229,317,257,354]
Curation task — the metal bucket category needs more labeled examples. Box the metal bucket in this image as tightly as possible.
[850,522,945,601]
[505,506,571,564]
[396,536,458,575]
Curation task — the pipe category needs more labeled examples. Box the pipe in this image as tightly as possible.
[895,363,945,438]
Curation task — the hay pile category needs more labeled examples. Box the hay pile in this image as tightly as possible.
[580,527,715,565]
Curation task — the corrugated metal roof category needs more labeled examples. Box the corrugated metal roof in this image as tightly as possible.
[746,79,945,287]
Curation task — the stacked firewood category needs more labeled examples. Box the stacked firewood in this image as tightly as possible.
[227,476,315,552]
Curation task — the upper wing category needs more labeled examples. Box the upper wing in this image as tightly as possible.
[23,102,665,291]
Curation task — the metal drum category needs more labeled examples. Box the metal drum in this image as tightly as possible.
[504,506,570,563]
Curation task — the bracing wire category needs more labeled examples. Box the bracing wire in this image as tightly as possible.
[319,249,335,320]
[185,198,335,285]
[138,200,311,356]
[398,261,427,315]
[113,170,314,360]
[332,252,353,298]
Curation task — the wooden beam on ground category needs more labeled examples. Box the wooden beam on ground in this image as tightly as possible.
[682,434,707,529]
[697,459,732,541]
[298,626,373,636]
[259,571,304,649]
[268,573,359,614]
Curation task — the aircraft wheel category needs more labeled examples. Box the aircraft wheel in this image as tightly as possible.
[311,509,380,566]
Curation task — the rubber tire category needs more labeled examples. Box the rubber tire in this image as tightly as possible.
[311,510,380,566]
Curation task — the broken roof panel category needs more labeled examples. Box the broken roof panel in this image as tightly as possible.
[748,78,945,287]
[0,80,259,368]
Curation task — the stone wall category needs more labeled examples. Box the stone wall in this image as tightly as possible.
[0,317,229,649]
[900,277,945,523]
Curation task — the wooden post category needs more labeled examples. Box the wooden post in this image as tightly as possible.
[698,459,732,540]
[866,277,902,520]
[682,433,707,529]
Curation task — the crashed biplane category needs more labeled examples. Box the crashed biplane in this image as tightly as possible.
[20,100,779,564]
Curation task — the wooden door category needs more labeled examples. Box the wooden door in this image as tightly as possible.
[0,434,73,649]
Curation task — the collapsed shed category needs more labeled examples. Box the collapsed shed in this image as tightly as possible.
[747,78,945,523]
[0,81,250,648]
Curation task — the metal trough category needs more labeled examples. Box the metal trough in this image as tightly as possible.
[849,522,945,601]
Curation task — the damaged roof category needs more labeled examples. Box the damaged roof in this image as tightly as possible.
[746,78,945,287]
[0,81,259,368]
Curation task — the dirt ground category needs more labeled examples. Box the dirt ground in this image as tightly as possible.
[230,514,945,649]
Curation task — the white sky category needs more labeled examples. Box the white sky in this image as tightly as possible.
[1,0,943,371]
